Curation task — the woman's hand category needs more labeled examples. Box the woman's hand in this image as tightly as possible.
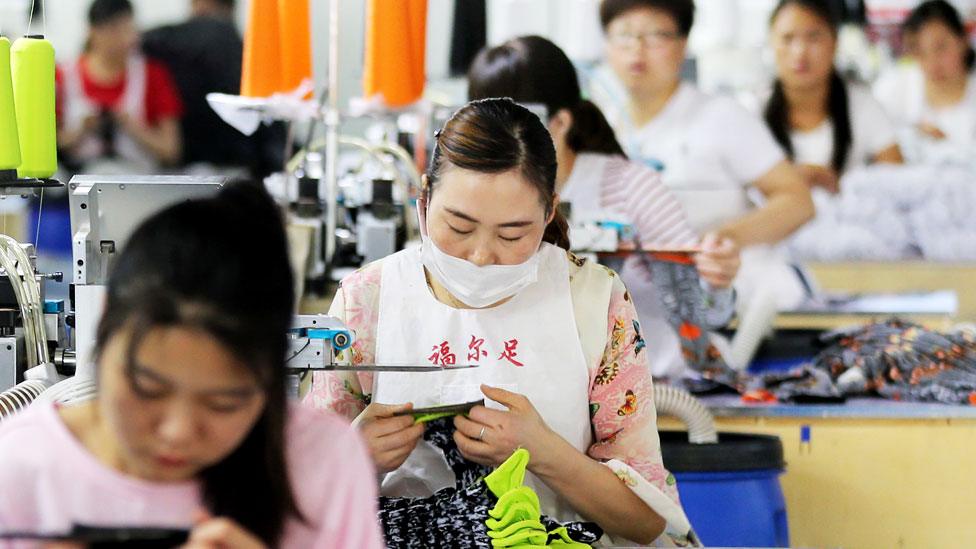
[181,510,266,549]
[453,385,558,468]
[353,402,425,474]
[798,163,840,194]
[694,232,740,289]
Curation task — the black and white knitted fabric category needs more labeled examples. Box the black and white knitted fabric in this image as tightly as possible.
[378,418,603,548]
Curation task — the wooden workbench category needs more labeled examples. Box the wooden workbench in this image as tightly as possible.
[807,261,976,321]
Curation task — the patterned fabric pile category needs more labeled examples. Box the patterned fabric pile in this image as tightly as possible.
[678,319,976,406]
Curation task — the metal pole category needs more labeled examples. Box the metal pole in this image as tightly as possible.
[323,0,340,266]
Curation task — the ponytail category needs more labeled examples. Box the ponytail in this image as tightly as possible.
[764,79,795,161]
[566,99,627,157]
[542,207,571,250]
[827,70,852,173]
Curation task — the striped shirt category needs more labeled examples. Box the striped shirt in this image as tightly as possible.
[560,152,699,248]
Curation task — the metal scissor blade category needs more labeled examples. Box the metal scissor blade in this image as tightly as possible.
[320,364,480,372]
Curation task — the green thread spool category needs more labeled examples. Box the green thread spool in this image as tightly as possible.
[0,36,21,176]
[11,35,57,179]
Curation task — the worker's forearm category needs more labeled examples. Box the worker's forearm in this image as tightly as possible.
[125,124,181,165]
[57,127,87,151]
[719,193,814,247]
[529,432,665,544]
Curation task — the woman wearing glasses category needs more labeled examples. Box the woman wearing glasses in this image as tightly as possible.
[590,0,815,311]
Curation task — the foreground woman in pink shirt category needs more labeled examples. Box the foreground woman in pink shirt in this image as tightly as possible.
[0,183,384,549]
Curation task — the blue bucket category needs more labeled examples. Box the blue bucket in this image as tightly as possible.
[660,432,789,547]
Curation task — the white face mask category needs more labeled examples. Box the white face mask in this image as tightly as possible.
[418,209,541,308]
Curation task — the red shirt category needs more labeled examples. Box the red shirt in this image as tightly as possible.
[55,56,184,126]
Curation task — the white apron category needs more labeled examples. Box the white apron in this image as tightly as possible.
[62,54,155,173]
[373,243,592,522]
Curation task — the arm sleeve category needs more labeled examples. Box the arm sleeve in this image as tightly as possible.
[713,97,786,185]
[585,275,696,545]
[313,425,387,549]
[302,266,382,420]
[54,65,65,125]
[856,88,900,158]
[145,61,184,125]
[604,157,701,247]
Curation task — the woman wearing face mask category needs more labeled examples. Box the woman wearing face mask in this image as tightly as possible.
[467,35,739,380]
[763,0,903,195]
[590,0,814,313]
[57,0,183,174]
[0,183,384,549]
[304,99,693,545]
[874,1,976,156]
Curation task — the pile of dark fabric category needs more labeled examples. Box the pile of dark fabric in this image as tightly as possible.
[806,319,976,405]
[680,319,976,406]
[379,418,603,548]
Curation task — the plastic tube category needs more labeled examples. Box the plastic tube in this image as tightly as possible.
[11,36,57,179]
[0,236,48,363]
[0,379,50,420]
[730,284,779,371]
[34,375,96,406]
[654,383,718,444]
[0,246,37,366]
[0,36,21,173]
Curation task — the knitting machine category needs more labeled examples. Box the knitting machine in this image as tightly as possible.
[0,176,227,417]
[0,240,66,395]
[0,175,365,414]
[564,203,638,254]
[267,125,422,290]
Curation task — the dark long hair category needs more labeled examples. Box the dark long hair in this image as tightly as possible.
[93,181,300,545]
[904,0,976,71]
[424,98,570,249]
[468,35,626,157]
[764,0,852,173]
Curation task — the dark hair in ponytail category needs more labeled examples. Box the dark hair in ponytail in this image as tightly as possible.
[425,98,570,249]
[467,35,626,157]
[765,0,852,173]
[904,0,975,71]
[94,181,302,546]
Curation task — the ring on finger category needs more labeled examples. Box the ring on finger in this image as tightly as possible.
[476,425,487,441]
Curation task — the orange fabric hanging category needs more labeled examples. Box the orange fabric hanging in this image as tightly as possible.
[241,0,312,97]
[364,0,428,107]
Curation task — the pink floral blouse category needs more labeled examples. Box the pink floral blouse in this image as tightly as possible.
[303,252,696,546]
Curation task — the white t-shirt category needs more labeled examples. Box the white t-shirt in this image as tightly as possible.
[874,63,976,151]
[592,82,786,235]
[786,84,898,171]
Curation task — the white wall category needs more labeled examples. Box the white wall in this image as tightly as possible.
[0,0,252,62]
[486,0,604,62]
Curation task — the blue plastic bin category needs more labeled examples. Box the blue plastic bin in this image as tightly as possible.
[660,431,789,547]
